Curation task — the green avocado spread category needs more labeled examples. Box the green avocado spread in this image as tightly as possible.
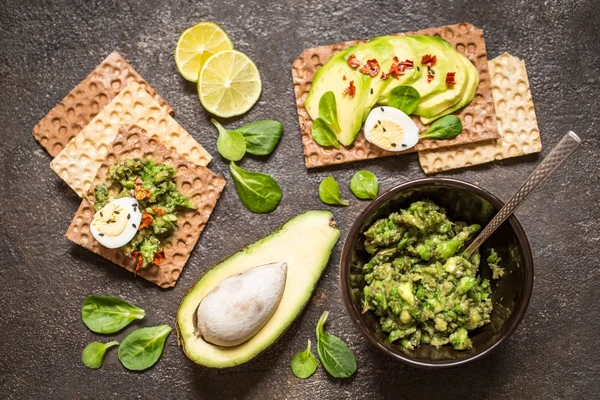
[361,200,503,351]
[93,159,196,269]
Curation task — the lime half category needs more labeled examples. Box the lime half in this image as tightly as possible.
[175,22,233,82]
[198,50,262,118]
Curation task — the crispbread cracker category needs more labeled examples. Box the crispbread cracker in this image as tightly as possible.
[292,23,499,168]
[50,81,212,197]
[65,125,226,288]
[33,51,173,157]
[418,53,542,173]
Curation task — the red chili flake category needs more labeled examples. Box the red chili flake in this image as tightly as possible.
[133,186,151,201]
[389,62,407,79]
[343,80,356,97]
[359,59,380,77]
[131,252,143,272]
[342,75,347,81]
[133,177,143,186]
[380,71,391,80]
[347,54,360,68]
[421,54,437,66]
[152,250,165,265]
[138,212,154,230]
[446,72,456,85]
[393,56,399,63]
[151,206,166,215]
[402,59,414,68]
[427,74,434,83]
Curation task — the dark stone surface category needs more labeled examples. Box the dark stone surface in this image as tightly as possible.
[1,0,598,398]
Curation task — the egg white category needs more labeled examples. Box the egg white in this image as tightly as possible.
[364,106,419,152]
[90,197,143,249]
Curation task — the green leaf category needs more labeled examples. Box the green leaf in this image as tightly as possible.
[81,295,145,334]
[118,325,171,371]
[318,176,348,206]
[82,341,119,369]
[318,91,341,134]
[420,115,463,141]
[290,339,318,379]
[311,118,340,149]
[315,311,357,378]
[212,118,247,161]
[237,120,283,156]
[350,170,379,200]
[229,162,282,213]
[388,86,421,115]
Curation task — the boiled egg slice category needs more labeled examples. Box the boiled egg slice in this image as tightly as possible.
[364,106,419,152]
[90,197,143,249]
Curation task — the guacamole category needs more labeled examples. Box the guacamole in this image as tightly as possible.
[93,159,196,270]
[361,200,502,351]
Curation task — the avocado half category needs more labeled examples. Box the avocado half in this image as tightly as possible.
[177,210,341,368]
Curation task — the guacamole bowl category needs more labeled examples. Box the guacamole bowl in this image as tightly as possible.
[340,177,534,368]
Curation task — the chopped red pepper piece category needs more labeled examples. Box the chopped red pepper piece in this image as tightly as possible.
[421,54,437,66]
[359,59,380,77]
[427,74,434,83]
[151,206,166,215]
[393,56,399,63]
[131,252,143,272]
[152,250,165,265]
[446,72,456,85]
[343,80,356,97]
[138,212,154,230]
[347,54,360,68]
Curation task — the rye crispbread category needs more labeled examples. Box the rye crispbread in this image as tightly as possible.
[418,53,542,173]
[291,23,499,168]
[65,125,225,288]
[50,81,212,197]
[33,51,173,157]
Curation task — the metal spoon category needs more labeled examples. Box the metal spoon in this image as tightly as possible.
[463,131,582,257]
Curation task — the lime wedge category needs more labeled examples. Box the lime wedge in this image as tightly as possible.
[175,22,234,82]
[198,50,262,118]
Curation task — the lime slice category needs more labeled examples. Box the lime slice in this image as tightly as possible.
[198,50,262,118]
[175,22,234,82]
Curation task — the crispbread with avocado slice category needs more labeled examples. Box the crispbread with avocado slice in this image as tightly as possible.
[65,125,225,288]
[418,53,542,173]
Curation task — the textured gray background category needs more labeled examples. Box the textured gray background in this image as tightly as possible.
[1,0,599,399]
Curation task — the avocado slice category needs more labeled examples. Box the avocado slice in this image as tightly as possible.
[177,210,340,368]
[305,47,370,146]
[412,36,470,118]
[420,53,479,125]
[375,35,422,104]
[346,38,395,120]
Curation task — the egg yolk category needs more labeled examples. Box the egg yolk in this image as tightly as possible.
[92,203,128,237]
[369,118,405,150]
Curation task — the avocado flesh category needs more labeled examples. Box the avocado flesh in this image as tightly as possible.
[420,54,479,124]
[177,210,340,368]
[412,36,469,118]
[347,38,395,120]
[375,36,422,105]
[305,47,370,146]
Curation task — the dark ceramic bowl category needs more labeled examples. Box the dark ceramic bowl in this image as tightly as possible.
[340,178,534,368]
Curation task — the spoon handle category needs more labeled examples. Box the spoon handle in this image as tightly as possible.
[463,131,582,257]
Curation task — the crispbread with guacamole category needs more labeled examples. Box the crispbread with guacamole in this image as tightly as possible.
[65,125,225,288]
[418,53,542,173]
[50,81,212,197]
[33,51,173,157]
[292,22,499,168]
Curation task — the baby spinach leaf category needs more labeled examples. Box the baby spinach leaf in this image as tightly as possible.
[82,341,119,369]
[118,325,171,371]
[316,311,357,378]
[237,120,283,156]
[290,339,318,379]
[212,118,246,161]
[81,295,145,334]
[319,91,341,134]
[420,115,463,141]
[388,86,421,115]
[319,176,349,206]
[230,162,282,213]
[350,170,379,200]
[312,118,340,149]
